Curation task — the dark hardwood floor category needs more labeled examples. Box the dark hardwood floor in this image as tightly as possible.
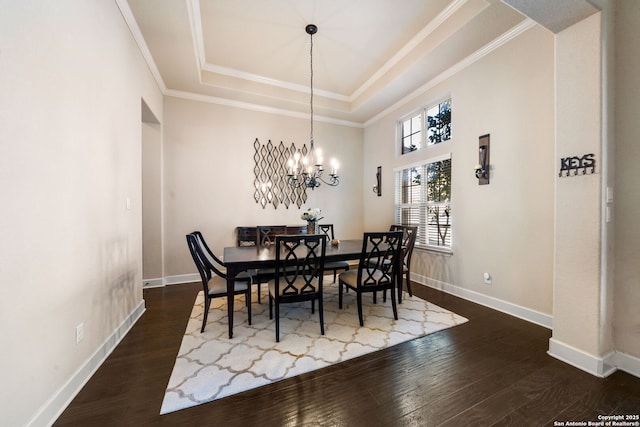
[54,282,640,427]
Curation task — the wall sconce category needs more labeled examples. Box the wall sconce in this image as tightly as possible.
[474,134,490,185]
[372,166,382,196]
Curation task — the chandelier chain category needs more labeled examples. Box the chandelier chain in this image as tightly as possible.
[284,24,339,190]
[309,29,314,146]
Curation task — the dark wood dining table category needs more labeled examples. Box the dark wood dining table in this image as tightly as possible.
[223,238,404,338]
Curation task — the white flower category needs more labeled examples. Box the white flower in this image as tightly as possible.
[301,208,322,221]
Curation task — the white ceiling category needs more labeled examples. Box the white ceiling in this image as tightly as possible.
[123,0,598,126]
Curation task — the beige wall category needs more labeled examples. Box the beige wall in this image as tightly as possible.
[0,0,162,425]
[614,0,640,358]
[552,13,605,357]
[2,1,638,425]
[364,25,555,316]
[161,96,364,277]
[142,119,163,281]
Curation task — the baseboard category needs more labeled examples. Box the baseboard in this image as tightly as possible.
[28,300,146,427]
[143,277,164,288]
[610,350,640,378]
[143,273,199,288]
[416,274,553,329]
[548,338,617,377]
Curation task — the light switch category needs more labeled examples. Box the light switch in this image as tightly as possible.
[606,186,614,203]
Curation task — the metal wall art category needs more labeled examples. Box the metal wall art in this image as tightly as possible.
[253,138,308,209]
[559,153,596,177]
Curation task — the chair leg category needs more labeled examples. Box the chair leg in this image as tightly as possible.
[269,294,273,319]
[318,296,325,335]
[338,281,344,309]
[357,292,364,326]
[257,283,262,303]
[246,289,252,325]
[405,271,413,296]
[275,300,280,342]
[390,285,398,320]
[201,297,211,333]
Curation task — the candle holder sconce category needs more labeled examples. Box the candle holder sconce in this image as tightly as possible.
[372,166,382,196]
[474,134,490,185]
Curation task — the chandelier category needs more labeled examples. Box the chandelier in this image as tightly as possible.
[287,24,339,189]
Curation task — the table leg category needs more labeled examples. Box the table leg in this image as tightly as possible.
[226,266,236,339]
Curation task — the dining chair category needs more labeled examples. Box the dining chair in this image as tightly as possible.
[338,231,403,326]
[254,225,288,302]
[192,231,252,282]
[318,224,350,283]
[390,224,417,298]
[256,225,288,247]
[186,232,252,332]
[269,234,327,342]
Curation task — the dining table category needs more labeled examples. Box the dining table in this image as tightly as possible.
[223,238,404,339]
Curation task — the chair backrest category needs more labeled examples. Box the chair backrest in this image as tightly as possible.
[318,224,335,240]
[190,231,228,277]
[357,231,403,286]
[273,234,327,296]
[256,225,287,247]
[390,225,417,267]
[236,227,257,246]
[286,225,308,236]
[186,233,213,293]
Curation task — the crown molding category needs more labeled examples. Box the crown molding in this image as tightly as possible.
[114,0,167,93]
[120,0,535,129]
[364,18,537,127]
[353,0,473,101]
[164,89,363,128]
[187,0,349,102]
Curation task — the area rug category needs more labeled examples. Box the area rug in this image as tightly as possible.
[160,280,468,414]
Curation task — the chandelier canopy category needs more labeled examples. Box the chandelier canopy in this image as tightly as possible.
[287,24,339,189]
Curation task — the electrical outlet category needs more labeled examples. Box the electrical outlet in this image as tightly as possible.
[483,272,492,285]
[76,323,84,344]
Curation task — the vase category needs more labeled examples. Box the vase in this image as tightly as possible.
[306,220,319,235]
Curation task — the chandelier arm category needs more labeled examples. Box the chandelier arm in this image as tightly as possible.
[317,175,340,186]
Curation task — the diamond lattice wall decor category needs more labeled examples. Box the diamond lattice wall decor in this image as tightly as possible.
[253,138,308,209]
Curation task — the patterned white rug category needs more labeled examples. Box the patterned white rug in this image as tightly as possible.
[160,280,468,414]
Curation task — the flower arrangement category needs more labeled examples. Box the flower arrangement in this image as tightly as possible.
[301,208,323,222]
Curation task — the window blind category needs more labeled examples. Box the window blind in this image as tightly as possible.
[395,156,452,249]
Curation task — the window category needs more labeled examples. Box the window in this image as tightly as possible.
[400,99,451,155]
[395,155,452,250]
[400,113,422,154]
